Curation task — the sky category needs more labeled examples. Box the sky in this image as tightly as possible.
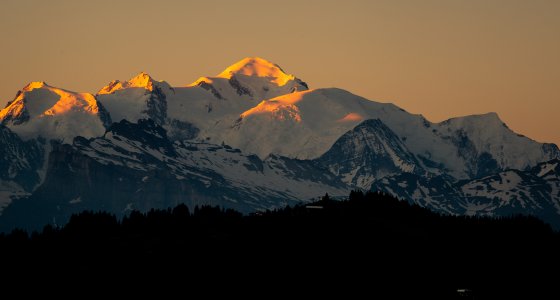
[1,0,559,145]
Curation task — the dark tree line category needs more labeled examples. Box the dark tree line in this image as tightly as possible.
[0,191,558,299]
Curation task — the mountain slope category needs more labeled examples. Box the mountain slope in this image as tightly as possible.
[97,72,174,125]
[0,125,45,211]
[226,88,559,179]
[372,159,560,228]
[168,57,308,141]
[316,119,424,188]
[95,57,308,143]
[0,119,348,231]
[0,82,111,141]
[437,113,559,177]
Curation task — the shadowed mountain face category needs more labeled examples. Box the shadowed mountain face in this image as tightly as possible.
[371,159,560,228]
[0,125,45,211]
[0,120,347,231]
[316,119,424,188]
[0,57,559,231]
[0,125,44,190]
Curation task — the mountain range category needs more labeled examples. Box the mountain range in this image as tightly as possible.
[1,57,559,230]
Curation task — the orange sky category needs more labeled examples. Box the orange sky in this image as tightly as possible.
[1,0,558,145]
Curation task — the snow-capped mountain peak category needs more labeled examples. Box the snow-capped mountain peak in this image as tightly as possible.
[435,111,558,175]
[129,71,151,84]
[96,72,172,125]
[187,57,308,102]
[0,82,110,140]
[440,112,504,129]
[22,81,49,92]
[217,57,296,87]
[97,72,171,95]
[4,83,103,117]
[316,118,424,188]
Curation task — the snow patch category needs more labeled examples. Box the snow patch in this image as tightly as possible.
[69,196,82,204]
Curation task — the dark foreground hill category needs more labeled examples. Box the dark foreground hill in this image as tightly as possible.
[1,191,558,298]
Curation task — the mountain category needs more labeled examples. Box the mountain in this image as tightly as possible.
[96,57,308,142]
[437,113,559,178]
[0,82,111,141]
[0,125,45,212]
[169,57,308,142]
[97,72,173,125]
[315,119,424,188]
[3,60,554,182]
[372,159,560,227]
[188,57,308,101]
[0,119,347,231]
[225,88,559,179]
[371,173,467,214]
[221,88,417,160]
[1,57,559,231]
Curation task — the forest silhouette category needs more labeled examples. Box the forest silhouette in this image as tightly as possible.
[1,191,558,298]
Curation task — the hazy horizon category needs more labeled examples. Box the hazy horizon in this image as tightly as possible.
[1,0,559,145]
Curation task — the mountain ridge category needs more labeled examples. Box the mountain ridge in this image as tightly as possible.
[0,57,559,231]
[0,119,348,231]
[0,81,111,141]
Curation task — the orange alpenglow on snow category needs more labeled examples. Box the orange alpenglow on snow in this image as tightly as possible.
[43,92,100,116]
[0,80,109,141]
[22,81,48,91]
[0,82,100,119]
[337,112,364,123]
[217,57,296,86]
[239,91,317,122]
[97,72,159,95]
[263,89,313,105]
[0,81,47,121]
[189,57,297,87]
[240,100,302,122]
